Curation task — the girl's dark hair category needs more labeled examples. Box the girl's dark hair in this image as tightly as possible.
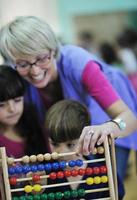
[0,65,25,101]
[45,100,91,143]
[0,65,49,155]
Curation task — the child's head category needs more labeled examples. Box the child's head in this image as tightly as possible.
[0,65,25,127]
[45,100,90,155]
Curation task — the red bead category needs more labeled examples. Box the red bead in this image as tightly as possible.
[64,170,71,177]
[71,169,78,177]
[85,167,93,175]
[9,177,17,185]
[49,172,57,180]
[93,167,100,175]
[57,171,64,179]
[100,166,107,174]
[32,174,40,182]
[78,168,85,176]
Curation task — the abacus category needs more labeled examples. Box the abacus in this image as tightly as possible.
[0,137,118,200]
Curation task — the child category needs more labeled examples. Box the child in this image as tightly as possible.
[0,65,49,158]
[45,99,124,200]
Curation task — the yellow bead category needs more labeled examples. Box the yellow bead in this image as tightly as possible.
[51,152,59,160]
[22,155,30,163]
[97,146,104,154]
[7,157,14,165]
[94,176,101,184]
[101,175,108,183]
[33,184,42,192]
[24,185,33,193]
[30,155,37,162]
[86,177,94,185]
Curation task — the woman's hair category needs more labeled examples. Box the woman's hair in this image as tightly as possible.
[0,65,49,155]
[0,16,60,63]
[45,100,91,143]
[0,65,25,101]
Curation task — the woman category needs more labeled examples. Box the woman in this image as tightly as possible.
[0,16,137,156]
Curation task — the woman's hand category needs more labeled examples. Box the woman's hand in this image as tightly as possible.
[77,122,120,155]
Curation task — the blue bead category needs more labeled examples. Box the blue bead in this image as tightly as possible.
[8,167,15,175]
[37,164,45,171]
[31,165,38,172]
[76,159,83,167]
[68,160,76,167]
[59,161,67,169]
[15,166,23,174]
[44,163,52,172]
[52,162,59,170]
[22,164,31,174]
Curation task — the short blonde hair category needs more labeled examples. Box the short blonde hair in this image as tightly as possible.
[0,16,60,62]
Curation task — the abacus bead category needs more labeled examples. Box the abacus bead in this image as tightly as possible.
[100,166,107,174]
[33,194,41,200]
[85,167,93,175]
[86,177,94,185]
[7,157,14,165]
[78,168,85,176]
[68,160,76,167]
[37,164,45,171]
[57,171,64,179]
[52,162,59,170]
[49,172,57,180]
[15,166,23,174]
[55,192,63,200]
[94,176,101,184]
[31,164,38,172]
[47,193,55,200]
[97,146,104,154]
[51,152,59,160]
[93,167,100,175]
[44,153,51,161]
[32,174,41,182]
[71,169,78,177]
[64,170,71,177]
[76,159,83,167]
[101,175,108,183]
[33,184,42,192]
[12,197,19,200]
[64,191,71,199]
[9,177,17,185]
[8,167,15,175]
[92,147,97,154]
[78,189,85,197]
[22,164,31,174]
[26,195,33,200]
[22,156,30,163]
[37,154,44,162]
[44,163,52,172]
[24,185,33,193]
[30,155,37,162]
[40,194,47,200]
[59,161,66,169]
[71,190,78,198]
[19,196,26,200]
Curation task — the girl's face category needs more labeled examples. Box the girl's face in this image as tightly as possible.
[0,97,24,127]
[49,138,80,161]
[15,51,58,89]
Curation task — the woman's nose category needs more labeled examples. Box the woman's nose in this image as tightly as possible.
[30,64,40,75]
[7,100,15,112]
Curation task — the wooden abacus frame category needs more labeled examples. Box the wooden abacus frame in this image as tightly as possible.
[0,137,118,200]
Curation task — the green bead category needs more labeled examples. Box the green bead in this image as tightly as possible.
[71,190,78,198]
[78,189,85,197]
[55,192,63,200]
[40,194,47,200]
[20,196,26,200]
[63,191,71,199]
[26,195,33,200]
[33,194,41,200]
[47,193,55,200]
[12,197,19,200]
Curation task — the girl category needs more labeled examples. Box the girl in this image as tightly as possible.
[0,65,49,158]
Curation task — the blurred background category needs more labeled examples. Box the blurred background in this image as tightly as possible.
[0,0,137,199]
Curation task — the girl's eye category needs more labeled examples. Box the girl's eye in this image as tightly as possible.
[51,142,60,147]
[0,103,5,107]
[67,143,76,148]
[14,97,23,102]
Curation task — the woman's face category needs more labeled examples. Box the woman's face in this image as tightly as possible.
[15,51,58,88]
